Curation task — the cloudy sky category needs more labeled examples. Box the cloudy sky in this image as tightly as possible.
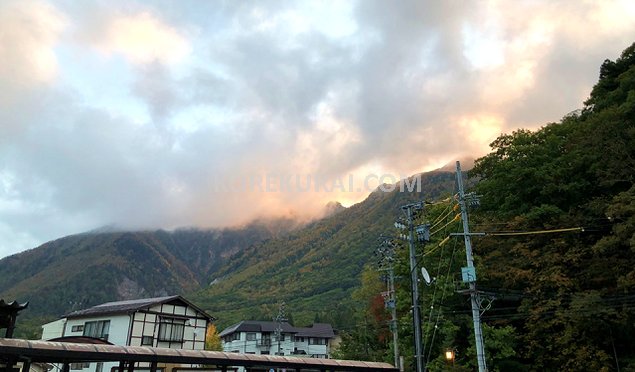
[1,0,634,258]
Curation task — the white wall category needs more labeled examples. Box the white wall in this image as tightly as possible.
[41,319,66,340]
[63,314,131,346]
[41,302,210,372]
[222,333,330,358]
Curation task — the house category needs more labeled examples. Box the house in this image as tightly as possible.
[41,295,215,372]
[219,321,335,359]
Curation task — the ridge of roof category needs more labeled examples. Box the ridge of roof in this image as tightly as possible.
[219,320,335,338]
[64,295,215,321]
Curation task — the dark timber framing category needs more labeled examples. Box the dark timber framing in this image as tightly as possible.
[0,339,397,372]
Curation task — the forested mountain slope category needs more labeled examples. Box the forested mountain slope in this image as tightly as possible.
[334,42,635,371]
[192,171,457,327]
[0,220,296,337]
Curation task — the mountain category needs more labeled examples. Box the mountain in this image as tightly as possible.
[0,219,296,336]
[190,170,458,328]
[0,169,458,337]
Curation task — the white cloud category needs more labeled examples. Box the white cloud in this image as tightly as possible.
[0,0,66,85]
[95,11,190,65]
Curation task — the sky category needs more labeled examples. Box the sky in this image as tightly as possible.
[1,0,635,258]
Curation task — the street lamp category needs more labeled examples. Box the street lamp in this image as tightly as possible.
[445,350,454,361]
[445,349,456,366]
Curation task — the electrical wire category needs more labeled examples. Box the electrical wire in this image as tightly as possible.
[430,214,461,236]
[429,203,456,230]
[485,227,584,236]
[424,226,461,366]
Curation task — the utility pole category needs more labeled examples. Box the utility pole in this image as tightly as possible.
[274,302,287,357]
[398,202,425,372]
[388,267,400,370]
[455,161,487,372]
[377,239,400,370]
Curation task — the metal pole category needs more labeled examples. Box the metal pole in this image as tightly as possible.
[388,266,400,369]
[456,161,487,372]
[406,205,424,372]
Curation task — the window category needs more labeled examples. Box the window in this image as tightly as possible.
[231,332,241,341]
[294,336,305,343]
[246,332,257,341]
[83,320,110,340]
[260,351,269,355]
[309,337,327,345]
[158,318,186,342]
[70,363,89,370]
[71,325,83,332]
[141,336,153,346]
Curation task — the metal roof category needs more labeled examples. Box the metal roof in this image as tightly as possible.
[219,321,334,338]
[0,338,397,371]
[295,323,335,338]
[64,296,215,321]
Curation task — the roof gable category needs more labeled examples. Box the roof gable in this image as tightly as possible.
[65,295,215,321]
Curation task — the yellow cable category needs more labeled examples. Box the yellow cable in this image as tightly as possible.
[430,206,455,230]
[430,214,461,236]
[487,227,583,236]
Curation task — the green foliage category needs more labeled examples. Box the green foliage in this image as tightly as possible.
[335,41,635,371]
[332,265,391,362]
[468,41,635,370]
[0,223,292,338]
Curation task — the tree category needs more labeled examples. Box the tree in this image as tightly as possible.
[205,324,222,351]
[468,41,635,370]
[332,265,390,362]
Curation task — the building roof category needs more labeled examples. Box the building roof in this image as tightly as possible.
[294,323,336,338]
[65,295,215,321]
[219,320,335,338]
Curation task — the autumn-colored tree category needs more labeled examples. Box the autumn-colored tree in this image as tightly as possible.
[205,323,222,351]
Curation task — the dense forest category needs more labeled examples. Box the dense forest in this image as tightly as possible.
[334,43,634,371]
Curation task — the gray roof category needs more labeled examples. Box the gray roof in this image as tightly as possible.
[65,295,215,321]
[294,323,336,338]
[219,321,334,338]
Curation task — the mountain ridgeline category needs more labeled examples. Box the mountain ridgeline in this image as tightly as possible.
[0,218,300,333]
[0,170,457,337]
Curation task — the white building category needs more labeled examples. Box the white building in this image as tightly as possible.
[219,321,335,359]
[41,295,215,372]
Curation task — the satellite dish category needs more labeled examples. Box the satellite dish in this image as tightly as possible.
[421,267,432,285]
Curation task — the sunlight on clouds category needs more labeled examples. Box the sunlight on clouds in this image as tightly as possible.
[0,0,65,85]
[589,0,635,36]
[99,12,190,65]
[479,17,554,105]
[295,99,361,172]
[481,60,537,104]
[456,114,504,155]
[462,24,504,70]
